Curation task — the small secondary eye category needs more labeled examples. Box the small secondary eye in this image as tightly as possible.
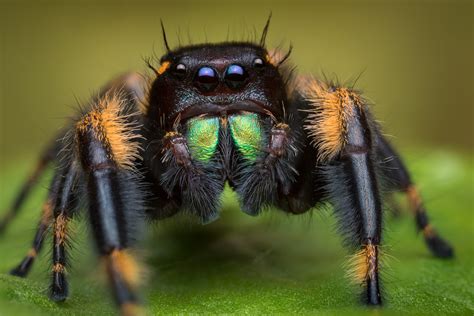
[194,66,218,92]
[253,58,264,67]
[225,64,247,90]
[173,63,187,79]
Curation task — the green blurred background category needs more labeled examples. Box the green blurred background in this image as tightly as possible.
[0,1,473,315]
[0,0,473,168]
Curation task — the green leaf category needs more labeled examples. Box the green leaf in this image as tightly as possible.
[0,150,472,315]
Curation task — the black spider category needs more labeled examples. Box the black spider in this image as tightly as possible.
[0,18,453,315]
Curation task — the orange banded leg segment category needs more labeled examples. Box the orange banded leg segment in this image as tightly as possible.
[105,250,143,316]
[0,145,56,234]
[10,189,56,277]
[50,163,78,302]
[406,185,453,258]
[75,91,143,312]
[350,242,381,302]
[375,133,454,258]
[303,78,383,305]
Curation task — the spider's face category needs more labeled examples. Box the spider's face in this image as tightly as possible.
[148,43,287,126]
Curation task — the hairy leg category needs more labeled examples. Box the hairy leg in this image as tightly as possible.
[0,143,58,234]
[75,90,144,314]
[50,163,78,301]
[302,78,383,305]
[10,173,61,277]
[376,133,453,258]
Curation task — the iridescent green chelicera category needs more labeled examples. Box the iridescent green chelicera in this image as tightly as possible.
[186,116,220,162]
[229,113,263,162]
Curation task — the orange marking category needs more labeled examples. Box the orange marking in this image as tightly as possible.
[162,131,180,151]
[106,249,141,288]
[164,131,179,138]
[27,248,37,258]
[158,61,170,75]
[76,92,142,170]
[54,213,69,245]
[265,53,276,66]
[301,78,364,162]
[40,199,54,226]
[348,244,379,284]
[275,122,289,130]
[52,263,65,273]
[406,185,423,213]
[121,302,144,316]
[423,224,436,238]
[266,48,288,66]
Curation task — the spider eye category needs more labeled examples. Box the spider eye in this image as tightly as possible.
[194,66,218,92]
[225,64,247,90]
[173,63,187,79]
[253,58,264,68]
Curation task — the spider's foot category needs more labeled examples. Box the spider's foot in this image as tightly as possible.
[363,276,382,306]
[10,268,27,277]
[366,297,383,307]
[9,248,38,277]
[50,286,68,302]
[425,234,454,258]
[50,270,69,302]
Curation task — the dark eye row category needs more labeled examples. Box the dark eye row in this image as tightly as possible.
[172,58,265,91]
[194,64,247,91]
[172,58,265,78]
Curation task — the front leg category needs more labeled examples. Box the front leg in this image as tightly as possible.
[303,79,383,305]
[75,91,144,315]
[375,133,454,258]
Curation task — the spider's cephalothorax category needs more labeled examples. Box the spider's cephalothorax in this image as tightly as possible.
[144,42,300,223]
[0,19,454,315]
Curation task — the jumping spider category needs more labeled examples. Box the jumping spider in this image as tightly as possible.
[0,18,453,315]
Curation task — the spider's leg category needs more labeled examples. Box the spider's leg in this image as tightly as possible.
[75,92,144,314]
[10,172,61,277]
[0,143,57,235]
[50,162,79,301]
[376,133,454,258]
[302,79,383,305]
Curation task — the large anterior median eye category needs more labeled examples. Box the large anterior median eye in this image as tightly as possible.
[229,113,263,162]
[195,66,219,92]
[186,116,220,162]
[225,64,247,89]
